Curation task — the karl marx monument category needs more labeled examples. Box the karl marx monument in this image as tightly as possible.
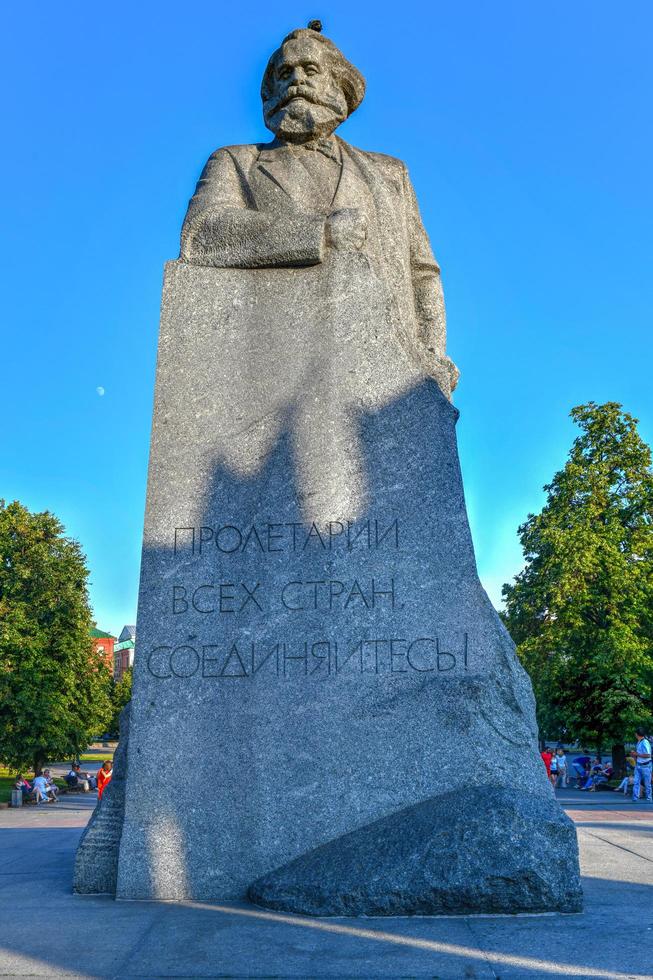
[75,22,582,914]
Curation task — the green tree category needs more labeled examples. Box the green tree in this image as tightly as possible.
[109,667,132,735]
[502,403,653,752]
[0,500,112,772]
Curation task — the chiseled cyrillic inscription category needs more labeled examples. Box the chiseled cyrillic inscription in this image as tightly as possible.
[150,513,471,682]
[173,517,400,556]
[170,578,400,615]
[147,634,469,680]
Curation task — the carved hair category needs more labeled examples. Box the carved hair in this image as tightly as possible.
[261,27,365,117]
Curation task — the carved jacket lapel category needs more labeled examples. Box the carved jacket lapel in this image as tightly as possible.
[342,141,422,370]
[337,140,398,275]
[331,139,373,213]
[252,144,319,213]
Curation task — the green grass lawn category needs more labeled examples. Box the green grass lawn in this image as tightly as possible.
[0,771,17,805]
[78,751,114,762]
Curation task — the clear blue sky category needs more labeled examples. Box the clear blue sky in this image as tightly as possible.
[2,2,652,635]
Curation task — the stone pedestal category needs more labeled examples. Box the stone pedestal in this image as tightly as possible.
[74,706,129,894]
[84,257,580,913]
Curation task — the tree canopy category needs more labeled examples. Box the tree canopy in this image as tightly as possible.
[502,402,653,748]
[0,500,112,772]
[109,667,132,736]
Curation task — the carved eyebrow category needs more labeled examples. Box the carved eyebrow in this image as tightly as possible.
[278,58,321,71]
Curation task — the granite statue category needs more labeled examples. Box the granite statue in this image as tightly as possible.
[181,22,458,399]
[74,22,583,916]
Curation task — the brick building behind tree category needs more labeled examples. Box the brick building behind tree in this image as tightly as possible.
[113,624,136,680]
[90,628,116,671]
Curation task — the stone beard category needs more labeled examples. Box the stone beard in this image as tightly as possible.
[76,23,583,917]
[261,34,351,143]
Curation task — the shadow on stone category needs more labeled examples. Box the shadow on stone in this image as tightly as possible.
[71,375,583,910]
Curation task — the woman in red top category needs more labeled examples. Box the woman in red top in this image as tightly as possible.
[96,760,113,800]
[541,748,553,782]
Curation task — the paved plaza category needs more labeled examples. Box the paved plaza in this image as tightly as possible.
[0,789,651,979]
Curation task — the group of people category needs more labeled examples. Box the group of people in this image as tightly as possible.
[14,760,113,805]
[572,756,614,791]
[539,728,652,802]
[15,770,59,805]
[65,760,113,798]
[540,747,569,787]
[611,733,652,802]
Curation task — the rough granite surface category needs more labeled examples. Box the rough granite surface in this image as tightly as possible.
[73,706,129,894]
[248,785,584,916]
[75,23,583,913]
[109,261,582,908]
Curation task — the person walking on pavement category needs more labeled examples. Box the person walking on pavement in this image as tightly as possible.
[632,727,652,803]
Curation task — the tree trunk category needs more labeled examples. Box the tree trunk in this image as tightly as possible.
[33,751,45,776]
[612,743,626,779]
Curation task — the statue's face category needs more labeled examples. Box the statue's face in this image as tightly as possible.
[264,37,349,142]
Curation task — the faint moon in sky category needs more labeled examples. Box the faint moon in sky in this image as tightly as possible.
[96,386,105,396]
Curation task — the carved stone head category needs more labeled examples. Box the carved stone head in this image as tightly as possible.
[261,24,365,143]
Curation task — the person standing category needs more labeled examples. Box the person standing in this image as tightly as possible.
[97,760,113,801]
[555,748,568,788]
[541,747,553,782]
[632,727,652,803]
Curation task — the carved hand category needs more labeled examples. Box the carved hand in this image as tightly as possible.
[442,354,460,392]
[425,351,460,396]
[325,208,368,251]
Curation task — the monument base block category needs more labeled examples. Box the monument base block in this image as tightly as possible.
[249,786,583,916]
[73,707,129,895]
[72,260,583,914]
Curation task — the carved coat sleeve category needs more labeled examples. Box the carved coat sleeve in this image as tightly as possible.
[180,149,326,268]
[402,165,447,357]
